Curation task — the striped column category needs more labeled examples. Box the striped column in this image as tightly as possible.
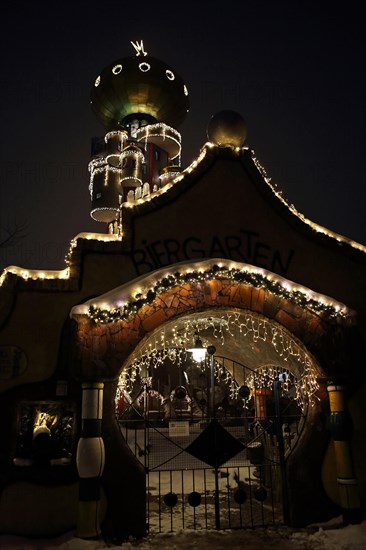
[327,383,361,524]
[76,382,105,538]
[254,388,272,421]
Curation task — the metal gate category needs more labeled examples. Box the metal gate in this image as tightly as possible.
[116,356,305,533]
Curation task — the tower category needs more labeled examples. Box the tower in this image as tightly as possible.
[89,40,189,232]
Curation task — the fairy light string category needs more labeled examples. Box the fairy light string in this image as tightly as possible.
[115,313,319,413]
[88,264,349,323]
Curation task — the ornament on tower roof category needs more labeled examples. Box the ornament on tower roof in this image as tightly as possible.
[89,42,188,229]
[91,40,189,130]
[130,40,148,57]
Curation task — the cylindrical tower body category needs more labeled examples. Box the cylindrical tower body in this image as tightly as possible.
[89,157,121,223]
[89,45,189,224]
[136,123,181,189]
[105,130,127,167]
[136,123,181,162]
[120,144,144,188]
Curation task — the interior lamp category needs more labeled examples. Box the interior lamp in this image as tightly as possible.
[188,334,206,363]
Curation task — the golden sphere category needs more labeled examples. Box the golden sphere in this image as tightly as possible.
[207,110,247,147]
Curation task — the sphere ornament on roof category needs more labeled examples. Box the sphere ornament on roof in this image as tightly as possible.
[91,41,189,131]
[207,110,247,147]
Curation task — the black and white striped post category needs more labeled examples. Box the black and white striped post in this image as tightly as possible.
[327,382,361,525]
[76,382,105,538]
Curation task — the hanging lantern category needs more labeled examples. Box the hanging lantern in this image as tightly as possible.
[187,334,206,363]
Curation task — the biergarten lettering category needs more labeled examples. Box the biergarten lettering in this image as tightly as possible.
[132,229,295,276]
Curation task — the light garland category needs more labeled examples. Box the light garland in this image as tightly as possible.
[90,207,119,222]
[105,154,120,165]
[123,143,209,209]
[120,175,142,184]
[136,123,181,161]
[104,130,127,143]
[0,266,70,286]
[121,141,366,255]
[120,147,145,160]
[159,171,181,184]
[2,139,364,299]
[64,232,122,266]
[115,312,319,412]
[0,232,123,287]
[88,163,121,199]
[88,158,107,170]
[250,151,366,254]
[94,75,100,87]
[166,69,175,81]
[87,263,350,323]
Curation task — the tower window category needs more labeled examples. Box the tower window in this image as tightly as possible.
[154,149,160,161]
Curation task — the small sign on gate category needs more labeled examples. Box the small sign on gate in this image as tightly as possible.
[169,420,189,437]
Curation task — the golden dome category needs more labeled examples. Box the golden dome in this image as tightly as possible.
[91,54,189,130]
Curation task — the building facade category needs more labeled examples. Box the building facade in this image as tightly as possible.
[0,42,365,541]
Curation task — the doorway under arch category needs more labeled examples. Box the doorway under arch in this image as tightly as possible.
[114,308,322,532]
[71,259,354,536]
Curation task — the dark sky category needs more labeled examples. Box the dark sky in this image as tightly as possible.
[0,1,364,271]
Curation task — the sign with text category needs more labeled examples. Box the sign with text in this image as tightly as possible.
[132,229,295,277]
[169,420,190,437]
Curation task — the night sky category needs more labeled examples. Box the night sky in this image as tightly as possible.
[0,1,364,272]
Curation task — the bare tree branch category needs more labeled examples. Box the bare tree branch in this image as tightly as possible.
[0,221,28,249]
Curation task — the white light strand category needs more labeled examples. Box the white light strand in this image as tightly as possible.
[116,312,318,412]
[250,151,366,254]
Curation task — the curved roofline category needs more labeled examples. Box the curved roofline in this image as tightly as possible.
[122,142,366,256]
[1,142,365,289]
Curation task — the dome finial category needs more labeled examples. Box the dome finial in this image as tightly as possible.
[207,110,247,147]
[130,40,147,57]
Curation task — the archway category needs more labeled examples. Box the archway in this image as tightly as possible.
[114,308,321,531]
[71,259,354,536]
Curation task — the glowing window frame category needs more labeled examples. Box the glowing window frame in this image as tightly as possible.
[112,64,123,75]
[139,62,151,72]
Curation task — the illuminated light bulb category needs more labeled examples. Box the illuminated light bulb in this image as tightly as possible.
[187,335,206,363]
[112,64,123,75]
[139,62,150,72]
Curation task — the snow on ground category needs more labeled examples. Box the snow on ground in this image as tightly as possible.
[0,521,365,550]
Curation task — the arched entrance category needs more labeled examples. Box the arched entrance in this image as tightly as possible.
[114,309,320,532]
[71,259,355,538]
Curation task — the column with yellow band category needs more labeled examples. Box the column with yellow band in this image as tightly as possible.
[76,382,105,538]
[327,383,361,524]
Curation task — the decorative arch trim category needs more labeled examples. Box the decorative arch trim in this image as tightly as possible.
[70,259,354,380]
